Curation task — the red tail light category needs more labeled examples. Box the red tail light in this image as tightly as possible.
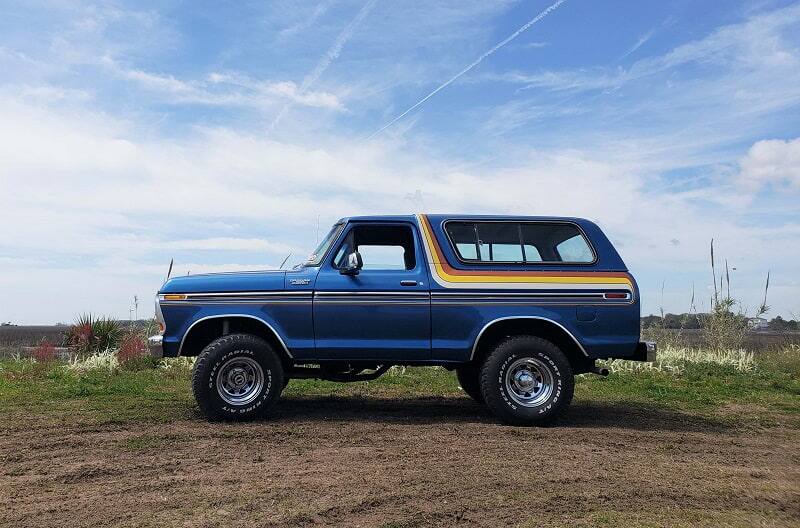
[604,292,629,299]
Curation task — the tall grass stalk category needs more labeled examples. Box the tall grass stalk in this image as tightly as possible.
[701,239,770,351]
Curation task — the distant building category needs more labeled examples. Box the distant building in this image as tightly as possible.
[747,317,769,330]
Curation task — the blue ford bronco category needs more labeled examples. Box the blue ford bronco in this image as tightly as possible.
[149,214,655,425]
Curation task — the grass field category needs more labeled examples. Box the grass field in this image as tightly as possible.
[1,348,799,527]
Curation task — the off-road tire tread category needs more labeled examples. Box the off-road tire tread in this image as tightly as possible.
[479,335,574,426]
[192,333,284,422]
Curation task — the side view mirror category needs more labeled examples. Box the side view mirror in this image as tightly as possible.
[339,251,363,276]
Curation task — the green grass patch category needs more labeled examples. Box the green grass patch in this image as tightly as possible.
[577,360,800,412]
[1,350,798,426]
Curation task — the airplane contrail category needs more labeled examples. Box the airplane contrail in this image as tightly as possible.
[367,0,567,139]
[269,0,378,131]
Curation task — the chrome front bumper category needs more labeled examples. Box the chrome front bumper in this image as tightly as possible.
[148,335,164,359]
[632,341,657,362]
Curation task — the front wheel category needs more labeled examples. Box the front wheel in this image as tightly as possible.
[192,333,285,421]
[479,336,574,426]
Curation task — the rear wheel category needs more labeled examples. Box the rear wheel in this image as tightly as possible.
[192,333,285,421]
[479,335,573,426]
[456,365,483,403]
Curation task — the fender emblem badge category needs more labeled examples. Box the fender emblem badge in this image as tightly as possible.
[290,279,310,285]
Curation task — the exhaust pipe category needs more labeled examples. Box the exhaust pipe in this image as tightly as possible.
[589,366,609,376]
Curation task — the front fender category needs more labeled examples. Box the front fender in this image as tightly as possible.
[160,301,310,358]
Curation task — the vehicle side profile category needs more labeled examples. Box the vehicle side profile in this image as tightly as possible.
[149,214,655,425]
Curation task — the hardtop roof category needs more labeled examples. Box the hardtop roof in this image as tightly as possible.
[339,214,592,223]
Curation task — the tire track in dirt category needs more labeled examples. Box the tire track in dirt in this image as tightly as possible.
[2,396,799,527]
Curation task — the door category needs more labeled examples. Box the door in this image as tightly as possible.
[313,221,431,361]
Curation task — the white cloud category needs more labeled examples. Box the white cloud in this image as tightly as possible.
[2,94,797,321]
[122,69,195,94]
[739,137,800,190]
[118,67,344,110]
[167,238,296,253]
[269,0,377,129]
[261,80,342,109]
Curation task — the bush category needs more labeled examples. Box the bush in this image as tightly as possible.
[32,339,57,363]
[65,314,123,356]
[117,332,147,363]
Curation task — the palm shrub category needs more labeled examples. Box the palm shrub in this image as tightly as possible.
[92,317,123,352]
[66,314,123,357]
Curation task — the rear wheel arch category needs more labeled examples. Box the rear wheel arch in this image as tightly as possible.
[179,315,292,367]
[470,317,591,373]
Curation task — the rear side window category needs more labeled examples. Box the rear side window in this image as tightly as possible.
[444,221,594,264]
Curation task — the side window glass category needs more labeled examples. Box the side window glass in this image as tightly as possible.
[523,244,542,262]
[445,223,479,260]
[521,223,594,263]
[556,235,594,263]
[475,223,523,262]
[333,224,417,271]
[446,221,594,264]
[456,243,478,259]
[359,246,407,270]
[446,222,526,262]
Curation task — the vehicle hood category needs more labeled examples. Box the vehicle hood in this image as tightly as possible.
[159,270,287,294]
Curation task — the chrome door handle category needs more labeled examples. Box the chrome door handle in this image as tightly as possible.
[400,280,418,286]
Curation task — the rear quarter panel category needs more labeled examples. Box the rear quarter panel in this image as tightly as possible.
[417,214,640,361]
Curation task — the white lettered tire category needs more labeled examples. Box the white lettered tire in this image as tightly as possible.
[192,333,284,421]
[479,336,574,425]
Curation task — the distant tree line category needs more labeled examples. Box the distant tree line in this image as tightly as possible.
[642,314,799,331]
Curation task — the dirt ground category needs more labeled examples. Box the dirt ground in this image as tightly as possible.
[2,396,799,527]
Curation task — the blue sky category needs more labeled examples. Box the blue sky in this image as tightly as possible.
[1,0,799,323]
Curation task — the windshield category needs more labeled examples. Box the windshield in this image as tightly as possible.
[304,222,344,266]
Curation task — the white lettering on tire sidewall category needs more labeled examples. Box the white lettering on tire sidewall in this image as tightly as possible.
[498,351,562,415]
[207,348,273,415]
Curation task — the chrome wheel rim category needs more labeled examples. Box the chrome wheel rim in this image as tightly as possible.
[216,355,264,406]
[504,357,554,407]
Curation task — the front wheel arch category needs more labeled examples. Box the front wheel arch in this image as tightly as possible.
[179,315,292,366]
